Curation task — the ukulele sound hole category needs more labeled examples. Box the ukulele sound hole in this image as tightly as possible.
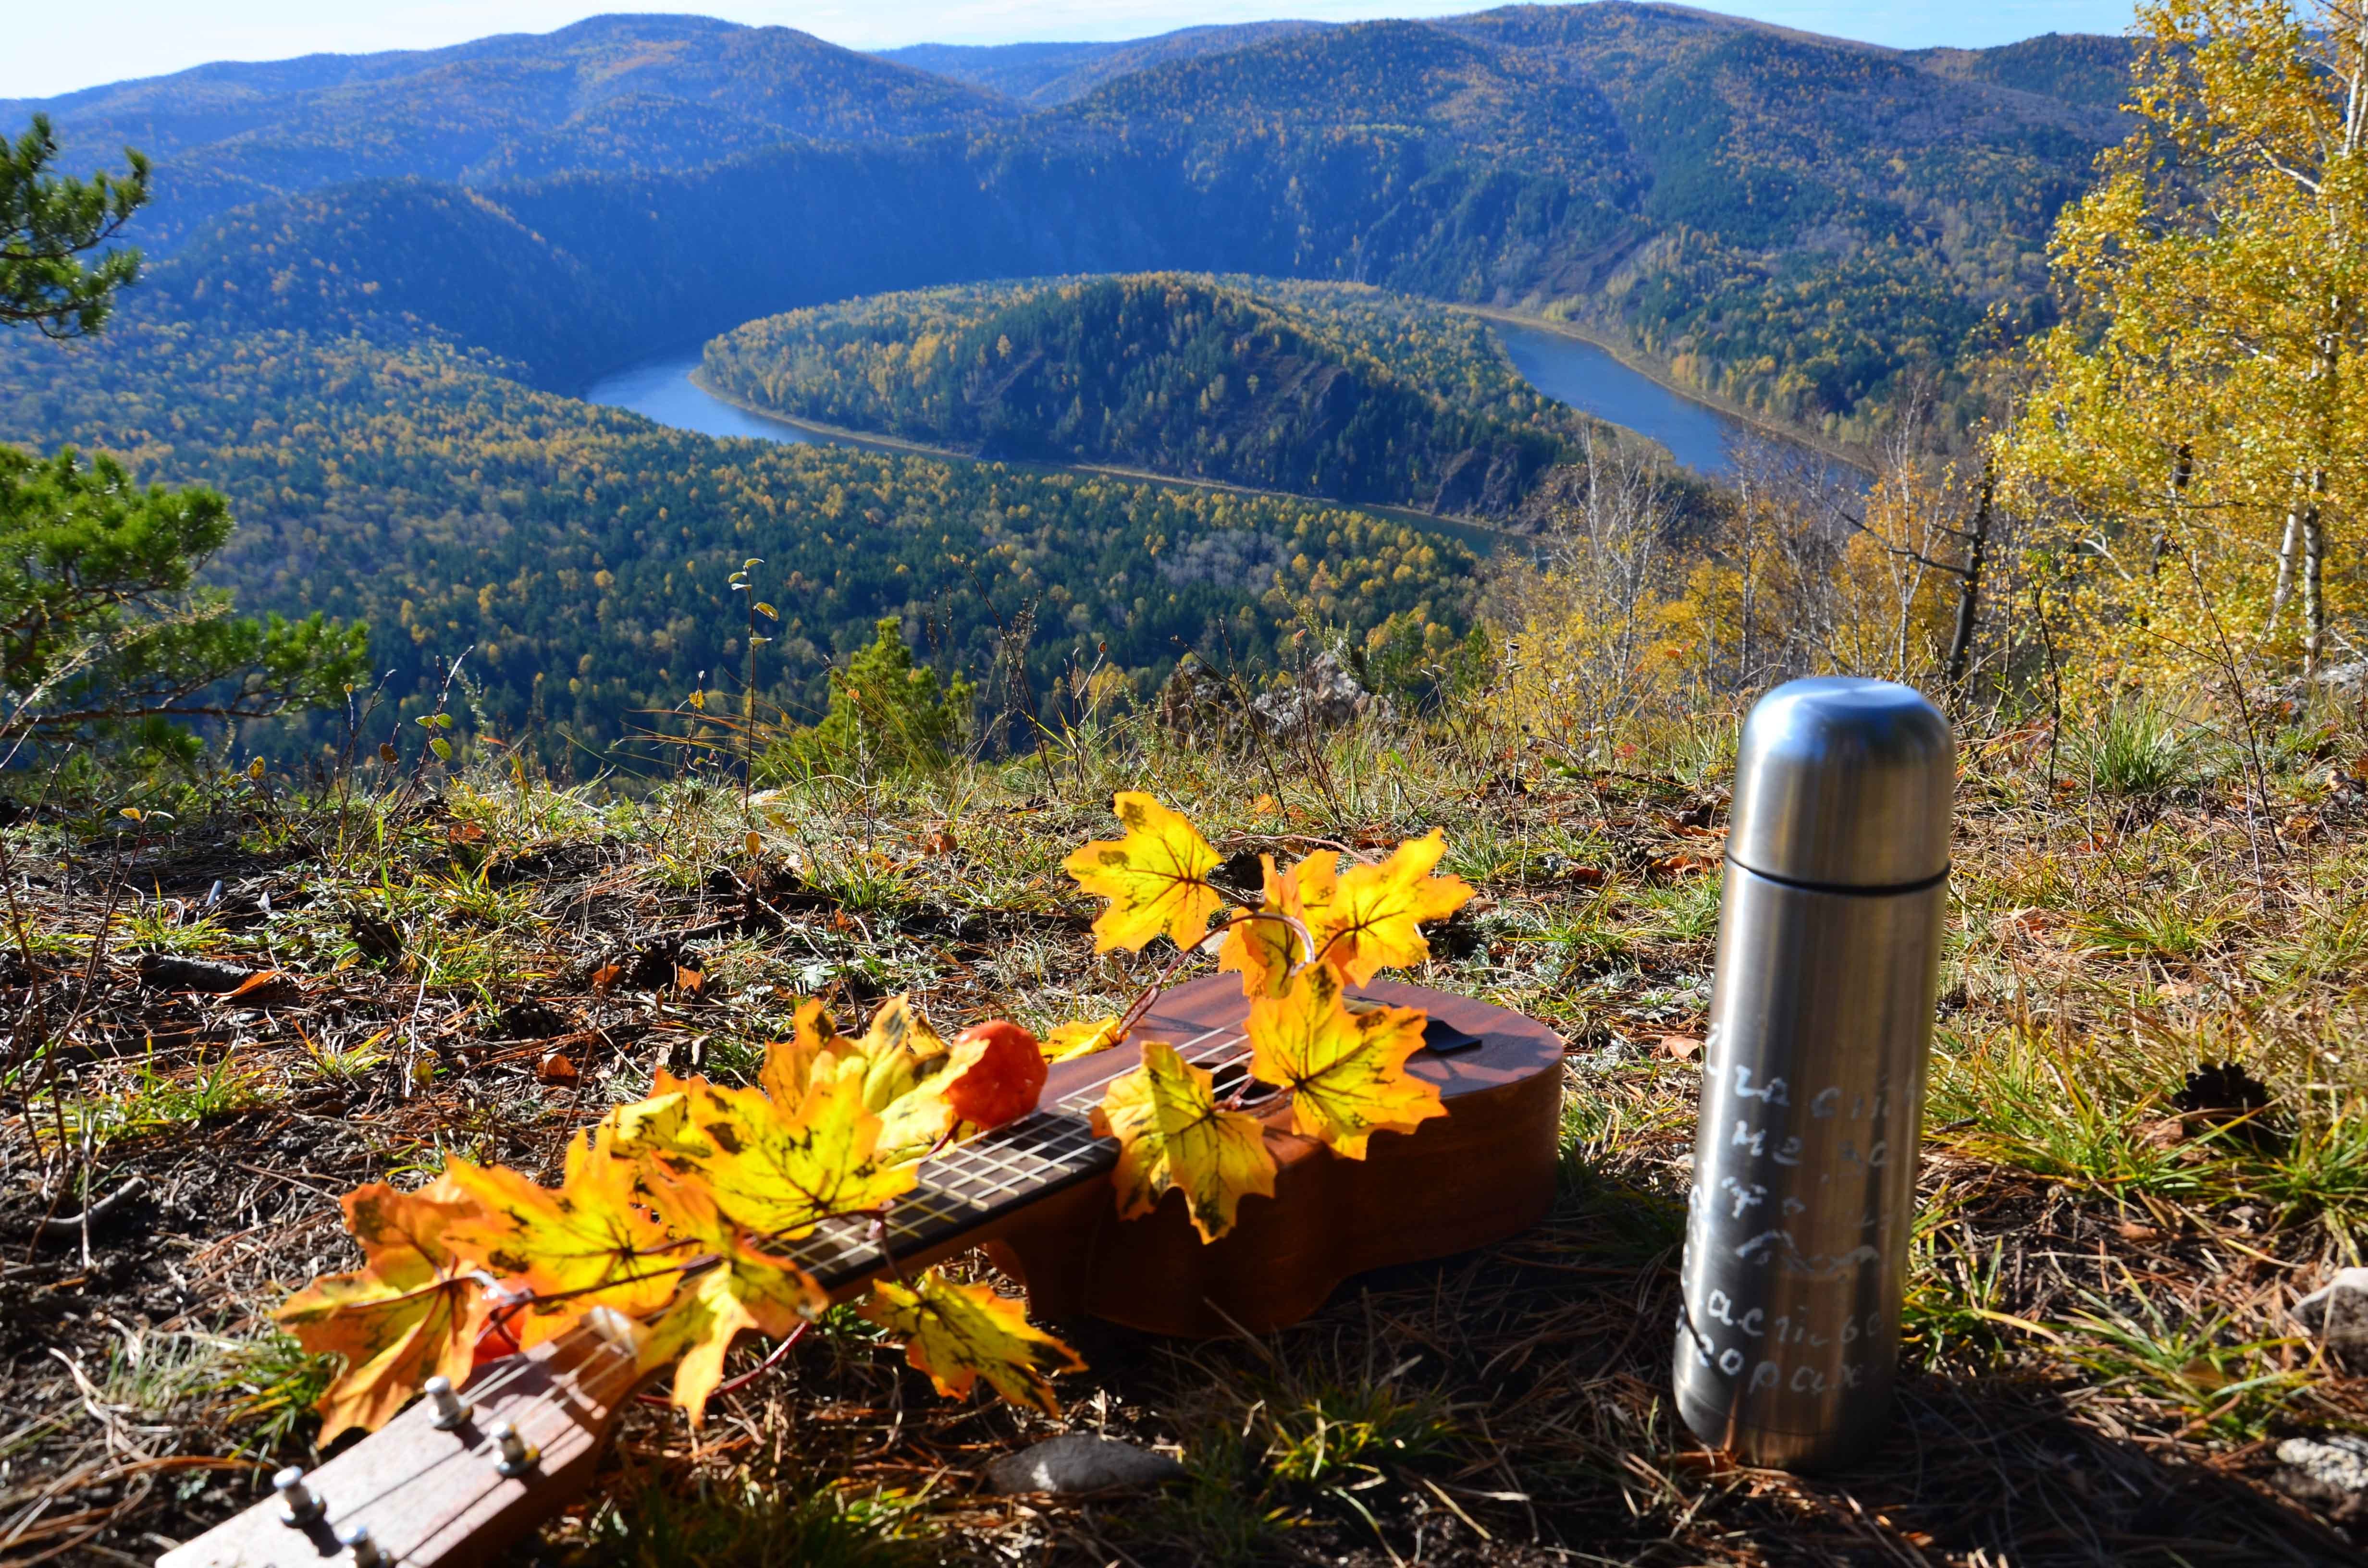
[1207,1061,1252,1097]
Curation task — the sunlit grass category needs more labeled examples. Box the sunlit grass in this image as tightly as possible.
[68,1049,272,1147]
[580,1474,932,1568]
[1927,1023,2214,1202]
[2057,1280,2311,1443]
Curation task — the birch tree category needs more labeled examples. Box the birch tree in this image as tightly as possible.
[2001,0,2368,683]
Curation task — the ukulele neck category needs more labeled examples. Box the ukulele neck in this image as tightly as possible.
[783,1017,1252,1295]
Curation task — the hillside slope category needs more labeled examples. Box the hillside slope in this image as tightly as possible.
[6,5,2143,464]
[700,274,1577,516]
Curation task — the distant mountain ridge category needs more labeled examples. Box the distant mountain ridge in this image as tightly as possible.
[0,13,1013,248]
[880,21,1332,106]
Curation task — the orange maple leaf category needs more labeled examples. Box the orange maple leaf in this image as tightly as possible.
[859,1269,1084,1418]
[1063,791,1223,953]
[756,997,844,1105]
[276,1176,493,1442]
[439,1125,678,1348]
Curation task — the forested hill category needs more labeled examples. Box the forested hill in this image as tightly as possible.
[7,4,2136,437]
[700,275,1579,517]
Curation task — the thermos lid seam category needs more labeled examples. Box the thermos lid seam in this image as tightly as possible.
[1723,855,1951,898]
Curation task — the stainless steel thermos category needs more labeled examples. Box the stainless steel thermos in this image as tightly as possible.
[1675,677,1954,1469]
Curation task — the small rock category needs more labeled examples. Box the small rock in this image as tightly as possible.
[1250,650,1387,735]
[2292,1266,2368,1367]
[983,1434,1185,1495]
[2275,1433,2368,1519]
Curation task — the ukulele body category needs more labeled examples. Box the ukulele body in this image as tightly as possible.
[983,976,1567,1337]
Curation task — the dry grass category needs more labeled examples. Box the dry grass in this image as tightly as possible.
[3,699,2366,1566]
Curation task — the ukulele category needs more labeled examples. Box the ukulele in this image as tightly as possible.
[160,975,1564,1568]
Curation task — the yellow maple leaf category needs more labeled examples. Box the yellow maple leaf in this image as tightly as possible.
[1063,791,1224,953]
[1043,1014,1125,1063]
[1246,963,1443,1158]
[634,1168,825,1425]
[1304,829,1473,985]
[756,996,843,1105]
[859,1269,1084,1417]
[1091,1038,1277,1242]
[612,1065,916,1243]
[752,994,956,1158]
[847,994,961,1156]
[1216,852,1326,999]
[276,1176,493,1442]
[854,992,948,1065]
[439,1125,677,1348]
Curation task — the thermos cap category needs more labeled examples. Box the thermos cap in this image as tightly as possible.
[1728,677,1954,890]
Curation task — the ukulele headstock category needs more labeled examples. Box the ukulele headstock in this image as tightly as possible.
[160,1313,647,1568]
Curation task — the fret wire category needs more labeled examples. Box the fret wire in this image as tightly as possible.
[894,1192,963,1228]
[932,1103,1093,1169]
[960,1137,1051,1195]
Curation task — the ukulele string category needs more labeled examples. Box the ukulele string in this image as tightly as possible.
[299,1014,1282,1526]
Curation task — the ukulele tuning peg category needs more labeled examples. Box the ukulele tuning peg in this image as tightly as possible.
[423,1373,472,1430]
[271,1465,324,1526]
[336,1521,388,1567]
[487,1417,541,1477]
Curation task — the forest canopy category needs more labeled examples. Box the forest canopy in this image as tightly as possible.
[0,321,1479,768]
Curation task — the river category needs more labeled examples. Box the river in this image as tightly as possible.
[583,323,1848,492]
[1491,321,1749,477]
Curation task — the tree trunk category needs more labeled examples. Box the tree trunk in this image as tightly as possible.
[1945,467,1993,690]
[2304,499,2327,680]
[2268,502,2302,634]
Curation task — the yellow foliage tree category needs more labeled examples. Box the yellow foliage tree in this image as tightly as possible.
[2000,0,2368,684]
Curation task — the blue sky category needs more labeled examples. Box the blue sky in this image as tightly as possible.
[6,1,2141,100]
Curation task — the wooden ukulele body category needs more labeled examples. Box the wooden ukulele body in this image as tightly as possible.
[980,975,1567,1337]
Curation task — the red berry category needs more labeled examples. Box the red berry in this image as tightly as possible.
[946,1020,1048,1129]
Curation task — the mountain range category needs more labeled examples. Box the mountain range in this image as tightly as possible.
[0,2,2143,763]
[6,4,2131,432]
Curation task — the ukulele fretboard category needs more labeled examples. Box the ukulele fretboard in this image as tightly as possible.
[782,1019,1252,1291]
